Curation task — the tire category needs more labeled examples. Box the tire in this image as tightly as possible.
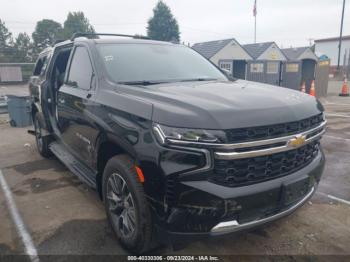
[33,113,52,158]
[102,155,153,254]
[9,119,16,127]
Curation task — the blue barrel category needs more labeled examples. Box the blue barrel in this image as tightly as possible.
[7,95,32,127]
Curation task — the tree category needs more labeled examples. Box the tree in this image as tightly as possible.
[13,32,33,62]
[32,19,63,54]
[63,11,95,39]
[0,19,13,62]
[147,1,180,42]
[0,19,12,48]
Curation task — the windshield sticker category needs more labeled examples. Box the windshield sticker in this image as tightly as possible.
[104,55,114,62]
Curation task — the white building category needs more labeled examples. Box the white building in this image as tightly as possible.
[314,35,350,67]
[192,38,253,79]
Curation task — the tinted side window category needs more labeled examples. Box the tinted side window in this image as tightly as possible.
[33,56,47,76]
[67,47,93,90]
[40,55,50,76]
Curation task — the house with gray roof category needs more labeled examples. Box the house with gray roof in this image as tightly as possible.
[243,42,287,86]
[243,42,287,61]
[282,47,318,61]
[192,38,252,79]
[281,46,318,92]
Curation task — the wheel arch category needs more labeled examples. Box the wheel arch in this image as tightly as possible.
[31,103,39,121]
[32,106,52,134]
[95,134,137,199]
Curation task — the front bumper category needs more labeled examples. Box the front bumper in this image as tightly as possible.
[160,148,325,236]
[210,185,315,235]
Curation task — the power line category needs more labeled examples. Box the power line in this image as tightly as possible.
[4,20,146,26]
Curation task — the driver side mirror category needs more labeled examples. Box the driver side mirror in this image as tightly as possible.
[67,80,78,88]
[221,68,235,81]
[221,68,232,76]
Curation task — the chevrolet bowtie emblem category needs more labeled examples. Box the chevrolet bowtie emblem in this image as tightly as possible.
[288,135,306,148]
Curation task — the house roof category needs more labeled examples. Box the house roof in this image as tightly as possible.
[192,38,234,59]
[315,35,350,43]
[242,42,274,59]
[282,46,318,61]
[282,47,309,60]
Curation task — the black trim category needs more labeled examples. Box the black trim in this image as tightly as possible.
[71,32,150,40]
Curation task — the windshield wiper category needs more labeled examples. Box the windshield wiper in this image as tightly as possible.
[179,78,219,82]
[119,78,220,86]
[118,80,168,86]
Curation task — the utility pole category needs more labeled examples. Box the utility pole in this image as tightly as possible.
[337,0,346,70]
[307,38,314,47]
[347,48,350,78]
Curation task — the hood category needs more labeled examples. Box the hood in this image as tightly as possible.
[118,80,324,129]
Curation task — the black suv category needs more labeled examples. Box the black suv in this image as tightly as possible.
[29,33,326,253]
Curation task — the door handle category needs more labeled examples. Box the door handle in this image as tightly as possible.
[58,98,65,104]
[86,93,92,99]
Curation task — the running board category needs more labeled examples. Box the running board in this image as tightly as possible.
[49,142,97,188]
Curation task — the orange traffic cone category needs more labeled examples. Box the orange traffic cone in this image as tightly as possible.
[339,78,349,97]
[301,81,306,93]
[309,80,316,97]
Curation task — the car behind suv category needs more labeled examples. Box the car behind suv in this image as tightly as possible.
[29,33,326,253]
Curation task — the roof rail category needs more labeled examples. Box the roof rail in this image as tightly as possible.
[70,32,150,41]
[53,39,66,45]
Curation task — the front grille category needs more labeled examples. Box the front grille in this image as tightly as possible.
[211,140,320,187]
[225,114,323,143]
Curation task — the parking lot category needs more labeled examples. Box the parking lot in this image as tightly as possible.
[0,83,350,259]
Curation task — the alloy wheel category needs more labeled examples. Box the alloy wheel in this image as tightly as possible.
[107,173,136,238]
[35,118,43,151]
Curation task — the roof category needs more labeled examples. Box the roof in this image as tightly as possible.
[54,37,172,47]
[192,38,234,59]
[282,46,318,61]
[315,35,350,43]
[282,47,309,60]
[242,42,274,59]
[93,37,172,45]
[42,37,174,56]
[91,38,173,45]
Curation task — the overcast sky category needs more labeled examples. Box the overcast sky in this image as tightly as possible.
[1,0,349,47]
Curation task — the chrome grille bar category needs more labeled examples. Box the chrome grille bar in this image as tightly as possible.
[214,129,325,160]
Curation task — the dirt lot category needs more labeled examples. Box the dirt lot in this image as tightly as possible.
[0,83,350,260]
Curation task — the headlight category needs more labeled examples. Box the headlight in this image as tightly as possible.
[153,124,226,144]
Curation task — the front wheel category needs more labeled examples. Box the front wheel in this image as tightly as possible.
[102,155,154,254]
[33,113,52,158]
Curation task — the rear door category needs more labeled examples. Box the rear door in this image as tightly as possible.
[57,45,98,167]
[29,52,52,117]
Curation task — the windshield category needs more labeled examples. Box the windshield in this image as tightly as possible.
[97,43,227,84]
